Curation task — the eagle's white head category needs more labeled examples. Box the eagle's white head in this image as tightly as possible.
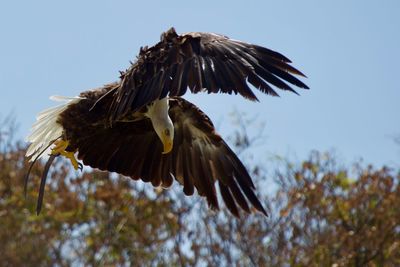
[145,97,174,154]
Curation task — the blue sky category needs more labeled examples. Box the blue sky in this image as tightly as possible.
[1,1,399,168]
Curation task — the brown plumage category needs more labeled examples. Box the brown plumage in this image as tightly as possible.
[100,27,308,123]
[59,84,266,217]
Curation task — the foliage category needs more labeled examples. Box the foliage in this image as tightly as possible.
[271,152,400,266]
[0,117,399,266]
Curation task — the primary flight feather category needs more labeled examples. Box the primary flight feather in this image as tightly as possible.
[26,27,308,217]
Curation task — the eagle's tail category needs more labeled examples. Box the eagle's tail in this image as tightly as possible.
[25,96,83,161]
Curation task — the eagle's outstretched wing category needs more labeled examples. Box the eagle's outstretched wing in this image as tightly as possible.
[106,27,308,122]
[60,92,266,217]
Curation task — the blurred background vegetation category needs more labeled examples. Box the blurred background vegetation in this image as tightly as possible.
[0,113,399,267]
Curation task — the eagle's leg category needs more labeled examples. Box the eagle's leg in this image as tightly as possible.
[51,139,81,170]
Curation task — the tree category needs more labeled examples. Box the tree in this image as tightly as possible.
[270,152,400,266]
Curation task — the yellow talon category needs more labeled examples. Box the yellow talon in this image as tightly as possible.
[51,139,69,154]
[51,139,81,170]
[62,151,79,170]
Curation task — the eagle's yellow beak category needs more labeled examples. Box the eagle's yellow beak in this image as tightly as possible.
[161,129,173,154]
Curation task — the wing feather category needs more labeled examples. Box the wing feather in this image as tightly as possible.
[227,178,251,213]
[219,182,240,217]
[106,27,308,121]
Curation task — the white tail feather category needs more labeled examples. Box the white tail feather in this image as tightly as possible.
[26,96,84,161]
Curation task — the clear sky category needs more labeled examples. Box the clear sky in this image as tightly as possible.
[0,1,399,168]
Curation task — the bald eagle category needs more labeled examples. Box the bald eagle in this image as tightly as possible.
[25,27,308,217]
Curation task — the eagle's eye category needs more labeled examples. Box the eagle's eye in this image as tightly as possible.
[164,129,170,136]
